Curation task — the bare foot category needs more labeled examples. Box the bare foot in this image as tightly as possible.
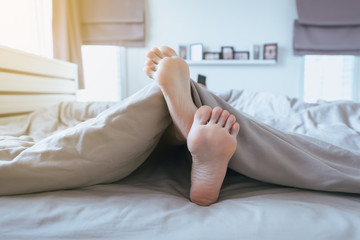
[144,46,240,206]
[187,106,240,206]
[144,46,197,141]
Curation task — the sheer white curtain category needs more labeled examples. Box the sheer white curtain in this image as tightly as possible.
[0,0,53,58]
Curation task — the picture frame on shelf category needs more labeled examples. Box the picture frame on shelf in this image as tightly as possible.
[234,51,250,60]
[221,46,234,60]
[204,52,221,60]
[179,45,187,60]
[263,43,278,60]
[190,43,203,61]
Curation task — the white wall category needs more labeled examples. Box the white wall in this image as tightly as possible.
[126,0,303,98]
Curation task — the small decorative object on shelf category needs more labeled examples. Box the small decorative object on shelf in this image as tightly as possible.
[190,43,203,61]
[179,45,187,60]
[221,46,234,59]
[263,43,278,60]
[234,51,250,60]
[253,44,261,59]
[204,52,221,60]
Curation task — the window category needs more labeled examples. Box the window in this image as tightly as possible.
[303,55,359,102]
[0,1,124,102]
[77,46,123,102]
[0,0,53,58]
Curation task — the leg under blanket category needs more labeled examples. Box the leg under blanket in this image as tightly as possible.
[0,81,359,195]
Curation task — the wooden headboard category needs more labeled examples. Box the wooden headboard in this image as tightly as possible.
[0,46,78,117]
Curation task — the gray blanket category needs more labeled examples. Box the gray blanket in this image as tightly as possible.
[0,81,359,195]
[191,81,360,193]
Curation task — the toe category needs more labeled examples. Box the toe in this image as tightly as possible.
[143,66,154,79]
[194,105,212,125]
[225,114,236,130]
[146,60,156,71]
[159,46,178,57]
[217,110,229,126]
[151,47,165,58]
[146,50,162,64]
[209,107,223,124]
[230,122,240,136]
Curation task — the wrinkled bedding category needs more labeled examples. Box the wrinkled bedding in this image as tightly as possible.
[1,82,360,239]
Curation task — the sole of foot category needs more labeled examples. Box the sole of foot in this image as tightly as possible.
[187,105,240,206]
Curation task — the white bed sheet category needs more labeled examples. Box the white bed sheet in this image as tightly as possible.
[1,151,360,240]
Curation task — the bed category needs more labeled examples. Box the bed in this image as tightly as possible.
[1,46,360,240]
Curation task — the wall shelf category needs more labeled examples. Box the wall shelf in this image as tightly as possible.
[187,60,277,66]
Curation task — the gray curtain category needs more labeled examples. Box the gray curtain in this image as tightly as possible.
[293,0,360,56]
[80,0,145,47]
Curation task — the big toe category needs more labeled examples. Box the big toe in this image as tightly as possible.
[159,46,178,57]
[194,105,212,125]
